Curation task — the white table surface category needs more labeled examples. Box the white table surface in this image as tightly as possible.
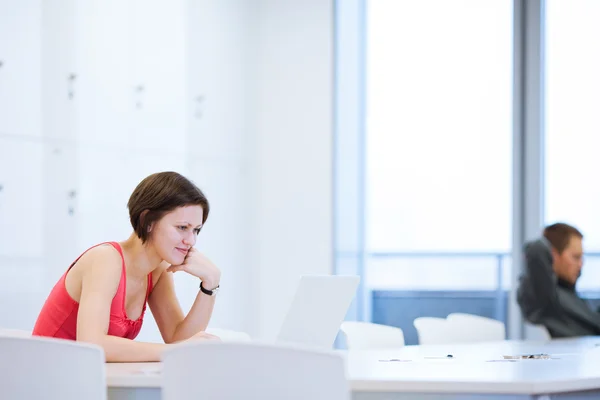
[106,337,600,396]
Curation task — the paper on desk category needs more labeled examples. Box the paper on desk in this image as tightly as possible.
[503,353,551,360]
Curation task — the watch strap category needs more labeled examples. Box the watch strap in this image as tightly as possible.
[200,281,219,296]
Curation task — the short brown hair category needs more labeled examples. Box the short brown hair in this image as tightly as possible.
[543,222,583,254]
[127,172,209,243]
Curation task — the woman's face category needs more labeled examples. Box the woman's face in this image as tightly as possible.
[149,205,204,265]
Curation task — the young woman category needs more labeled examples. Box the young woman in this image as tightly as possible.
[33,171,221,362]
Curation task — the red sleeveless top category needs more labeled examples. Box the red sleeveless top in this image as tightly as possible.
[32,242,153,340]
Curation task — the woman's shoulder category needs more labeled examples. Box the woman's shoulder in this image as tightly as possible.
[64,243,124,302]
[72,243,124,276]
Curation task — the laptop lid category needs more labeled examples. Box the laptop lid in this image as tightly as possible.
[276,275,360,348]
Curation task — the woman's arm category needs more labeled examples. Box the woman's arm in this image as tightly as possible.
[75,247,167,362]
[148,264,217,343]
[149,249,220,343]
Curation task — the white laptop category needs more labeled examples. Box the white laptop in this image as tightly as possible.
[275,275,360,349]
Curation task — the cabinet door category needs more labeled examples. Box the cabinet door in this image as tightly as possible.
[43,141,79,283]
[0,137,44,258]
[126,150,188,186]
[41,0,78,141]
[75,145,132,250]
[186,0,248,162]
[130,0,186,154]
[0,0,42,138]
[75,0,134,147]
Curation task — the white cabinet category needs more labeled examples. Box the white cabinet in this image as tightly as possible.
[130,0,186,154]
[0,137,44,258]
[126,150,188,185]
[41,0,79,141]
[42,141,79,283]
[0,0,42,138]
[186,0,249,162]
[75,0,134,147]
[41,0,187,152]
[75,145,132,250]
[2,1,252,249]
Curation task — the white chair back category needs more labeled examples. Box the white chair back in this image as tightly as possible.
[0,336,106,400]
[525,323,551,341]
[413,317,453,344]
[340,321,405,350]
[205,327,252,342]
[162,342,350,400]
[446,313,506,343]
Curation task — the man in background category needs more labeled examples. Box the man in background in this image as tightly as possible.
[517,222,600,337]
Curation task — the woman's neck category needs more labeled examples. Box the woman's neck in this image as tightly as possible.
[119,233,163,279]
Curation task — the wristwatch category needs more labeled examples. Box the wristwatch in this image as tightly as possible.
[200,281,220,296]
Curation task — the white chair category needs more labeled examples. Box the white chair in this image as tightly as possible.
[525,323,551,341]
[0,328,31,337]
[162,342,350,400]
[340,321,405,350]
[0,336,106,400]
[446,313,506,343]
[205,327,252,342]
[413,317,454,345]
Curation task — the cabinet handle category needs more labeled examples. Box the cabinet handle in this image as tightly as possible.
[194,95,205,119]
[67,73,77,100]
[0,60,3,68]
[135,85,145,109]
[68,189,76,215]
[0,184,3,192]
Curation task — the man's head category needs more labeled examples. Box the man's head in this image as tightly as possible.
[543,222,584,285]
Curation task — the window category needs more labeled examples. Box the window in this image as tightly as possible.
[545,0,600,291]
[365,0,513,343]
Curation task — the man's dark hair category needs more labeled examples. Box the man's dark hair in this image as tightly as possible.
[543,222,583,254]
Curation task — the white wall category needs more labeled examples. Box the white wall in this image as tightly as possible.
[250,0,334,339]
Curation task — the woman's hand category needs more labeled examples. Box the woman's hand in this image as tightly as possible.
[166,247,221,289]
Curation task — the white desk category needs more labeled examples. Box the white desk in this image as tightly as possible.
[106,337,600,400]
